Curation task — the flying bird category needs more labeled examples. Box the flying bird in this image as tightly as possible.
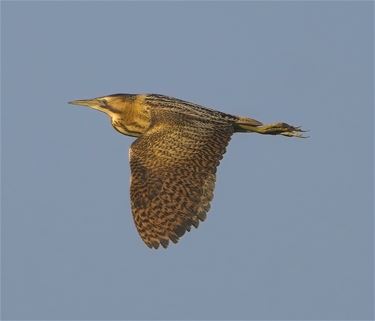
[69,93,305,249]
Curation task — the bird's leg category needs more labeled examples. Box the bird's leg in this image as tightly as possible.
[254,122,307,138]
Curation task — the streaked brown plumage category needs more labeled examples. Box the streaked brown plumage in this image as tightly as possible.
[69,93,305,249]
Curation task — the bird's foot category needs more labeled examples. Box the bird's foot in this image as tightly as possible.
[257,122,308,138]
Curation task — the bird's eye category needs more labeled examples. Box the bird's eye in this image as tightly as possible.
[99,99,108,108]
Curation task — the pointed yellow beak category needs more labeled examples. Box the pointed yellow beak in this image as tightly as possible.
[68,99,97,107]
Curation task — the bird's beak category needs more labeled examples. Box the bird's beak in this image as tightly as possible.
[68,98,97,107]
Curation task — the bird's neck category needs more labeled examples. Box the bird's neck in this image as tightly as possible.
[110,96,151,137]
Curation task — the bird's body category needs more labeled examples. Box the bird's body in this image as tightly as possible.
[70,93,305,249]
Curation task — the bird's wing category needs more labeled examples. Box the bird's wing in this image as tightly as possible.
[129,109,234,248]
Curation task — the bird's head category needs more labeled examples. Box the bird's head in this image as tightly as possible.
[69,93,150,137]
[68,93,137,116]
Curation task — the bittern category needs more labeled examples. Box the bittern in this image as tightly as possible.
[69,93,305,249]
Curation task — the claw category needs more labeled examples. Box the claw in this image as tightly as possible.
[281,130,309,138]
[257,122,308,138]
[290,126,309,132]
[286,125,309,138]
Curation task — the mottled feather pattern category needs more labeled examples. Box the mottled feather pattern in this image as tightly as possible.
[69,93,304,249]
[130,108,233,248]
[145,94,239,124]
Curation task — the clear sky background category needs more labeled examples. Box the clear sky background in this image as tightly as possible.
[1,1,373,320]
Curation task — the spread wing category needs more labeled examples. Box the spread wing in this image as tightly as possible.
[129,109,234,248]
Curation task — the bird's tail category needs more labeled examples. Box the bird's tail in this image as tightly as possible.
[233,116,263,133]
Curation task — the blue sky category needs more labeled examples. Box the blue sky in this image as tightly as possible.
[1,1,373,320]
